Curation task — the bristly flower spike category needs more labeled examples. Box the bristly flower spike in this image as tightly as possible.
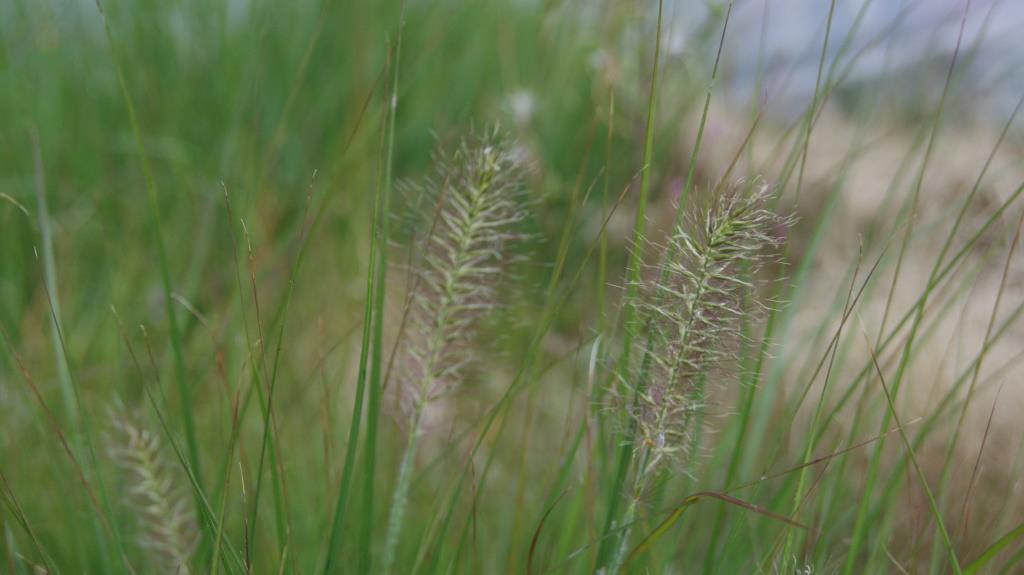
[629,180,792,474]
[382,126,531,573]
[607,180,792,573]
[108,408,197,575]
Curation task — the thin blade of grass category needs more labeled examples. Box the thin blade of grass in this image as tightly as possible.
[321,68,392,575]
[859,322,962,574]
[94,0,203,500]
[525,491,566,575]
[627,491,808,567]
[596,2,665,567]
[359,16,404,571]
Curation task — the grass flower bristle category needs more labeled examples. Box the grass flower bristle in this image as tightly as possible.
[382,126,531,572]
[628,181,791,473]
[108,409,197,575]
[606,181,792,572]
[396,128,530,419]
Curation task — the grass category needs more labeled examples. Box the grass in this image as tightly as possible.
[3,0,1024,573]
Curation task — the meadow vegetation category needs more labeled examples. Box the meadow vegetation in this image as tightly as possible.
[2,0,1024,573]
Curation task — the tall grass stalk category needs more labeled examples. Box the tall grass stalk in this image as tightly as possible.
[320,66,391,575]
[596,1,663,568]
[359,18,405,573]
[779,2,841,562]
[29,129,75,428]
[676,0,733,218]
[95,0,203,499]
[844,4,972,571]
[926,93,1024,571]
[862,329,962,572]
[30,124,122,570]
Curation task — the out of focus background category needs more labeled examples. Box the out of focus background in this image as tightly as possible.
[3,0,1024,573]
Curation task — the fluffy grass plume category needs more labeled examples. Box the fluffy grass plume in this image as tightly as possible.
[607,181,792,572]
[382,126,531,572]
[394,126,531,420]
[107,409,197,575]
[628,180,791,473]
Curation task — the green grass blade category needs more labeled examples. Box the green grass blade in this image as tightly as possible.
[359,18,404,572]
[94,0,204,508]
[595,2,663,568]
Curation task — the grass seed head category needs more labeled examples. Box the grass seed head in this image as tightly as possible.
[623,180,793,473]
[108,408,197,575]
[396,126,532,425]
